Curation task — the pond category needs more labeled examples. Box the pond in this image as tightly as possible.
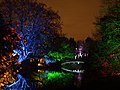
[3,60,85,90]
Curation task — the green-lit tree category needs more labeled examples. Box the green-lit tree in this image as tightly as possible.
[48,36,75,62]
[29,71,74,89]
[91,0,120,76]
[44,72,74,89]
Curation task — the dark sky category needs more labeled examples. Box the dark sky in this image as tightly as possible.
[38,0,101,41]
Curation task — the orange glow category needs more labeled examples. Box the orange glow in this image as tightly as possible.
[17,24,20,27]
[10,28,16,31]
[38,0,101,41]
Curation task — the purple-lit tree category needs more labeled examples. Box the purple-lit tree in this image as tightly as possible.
[0,0,62,62]
[75,40,88,60]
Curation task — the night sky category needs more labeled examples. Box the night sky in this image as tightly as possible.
[38,0,101,41]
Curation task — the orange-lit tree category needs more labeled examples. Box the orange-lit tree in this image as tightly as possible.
[0,14,19,88]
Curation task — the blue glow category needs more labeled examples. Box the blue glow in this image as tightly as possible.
[4,74,31,90]
[44,55,56,64]
[12,12,54,62]
[45,59,56,64]
[13,25,45,62]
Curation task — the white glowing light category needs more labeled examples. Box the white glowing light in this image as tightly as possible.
[38,63,41,66]
[61,61,84,73]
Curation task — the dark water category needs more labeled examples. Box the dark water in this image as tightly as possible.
[20,68,83,90]
[4,61,84,90]
[4,60,120,90]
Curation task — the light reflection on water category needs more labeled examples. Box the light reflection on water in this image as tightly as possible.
[4,61,84,90]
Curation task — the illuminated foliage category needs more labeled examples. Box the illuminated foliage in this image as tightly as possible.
[92,0,120,75]
[0,70,16,88]
[48,37,75,61]
[0,0,62,62]
[29,71,74,89]
[46,72,74,88]
[0,14,18,88]
[29,71,46,88]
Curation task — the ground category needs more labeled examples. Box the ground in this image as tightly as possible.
[80,75,120,90]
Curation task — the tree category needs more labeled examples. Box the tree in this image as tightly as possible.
[92,0,120,76]
[0,13,19,88]
[85,37,96,55]
[0,0,62,62]
[48,36,75,62]
[75,40,88,60]
[45,72,74,89]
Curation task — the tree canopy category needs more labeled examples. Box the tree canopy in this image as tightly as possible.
[91,0,120,75]
[0,0,62,62]
[0,14,19,88]
[48,37,75,62]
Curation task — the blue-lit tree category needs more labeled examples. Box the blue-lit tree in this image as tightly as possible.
[0,0,62,62]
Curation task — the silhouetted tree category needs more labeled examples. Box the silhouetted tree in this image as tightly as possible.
[69,38,76,48]
[85,37,96,58]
